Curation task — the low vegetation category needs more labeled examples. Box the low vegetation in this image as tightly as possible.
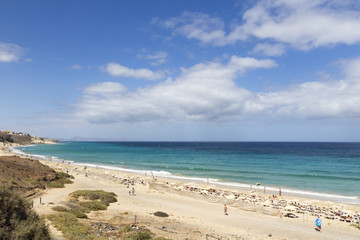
[48,190,117,239]
[48,212,104,240]
[70,189,117,205]
[48,190,168,240]
[153,211,169,217]
[46,171,74,188]
[0,189,51,240]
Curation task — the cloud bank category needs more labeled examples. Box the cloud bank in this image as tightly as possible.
[76,56,277,123]
[74,56,360,124]
[158,0,360,52]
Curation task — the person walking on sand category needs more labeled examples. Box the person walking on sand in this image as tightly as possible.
[224,204,228,215]
[132,187,135,196]
[315,216,322,232]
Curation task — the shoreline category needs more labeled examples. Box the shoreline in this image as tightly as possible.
[2,142,360,239]
[37,157,360,239]
[12,144,360,206]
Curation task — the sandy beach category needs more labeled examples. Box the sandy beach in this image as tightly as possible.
[1,140,359,240]
[24,157,359,240]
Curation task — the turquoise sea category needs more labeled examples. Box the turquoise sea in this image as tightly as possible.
[14,141,360,205]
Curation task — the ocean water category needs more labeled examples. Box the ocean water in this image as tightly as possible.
[15,141,360,204]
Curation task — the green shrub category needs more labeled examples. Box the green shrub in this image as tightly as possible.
[25,178,41,186]
[0,189,51,240]
[68,209,88,218]
[56,171,73,179]
[69,198,79,203]
[46,179,73,188]
[79,200,107,211]
[48,212,94,240]
[153,211,169,217]
[51,205,68,212]
[121,225,133,233]
[46,171,74,188]
[102,194,117,206]
[87,192,102,200]
[129,231,152,240]
[47,181,66,188]
[70,190,117,201]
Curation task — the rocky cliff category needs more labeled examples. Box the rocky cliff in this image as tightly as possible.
[0,132,58,145]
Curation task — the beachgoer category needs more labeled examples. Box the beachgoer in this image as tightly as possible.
[256,182,261,186]
[315,216,322,232]
[129,190,131,196]
[279,188,282,196]
[132,187,135,196]
[224,204,228,215]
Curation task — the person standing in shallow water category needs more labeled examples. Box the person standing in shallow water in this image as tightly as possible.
[224,204,228,215]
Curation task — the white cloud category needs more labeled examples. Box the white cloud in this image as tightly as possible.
[159,1,360,50]
[159,11,229,46]
[252,43,286,56]
[137,50,168,66]
[70,64,83,70]
[84,82,127,95]
[75,56,277,123]
[0,43,23,62]
[240,0,360,50]
[339,57,360,79]
[75,56,360,124]
[104,62,164,80]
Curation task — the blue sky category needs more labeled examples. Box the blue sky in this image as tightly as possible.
[1,0,360,141]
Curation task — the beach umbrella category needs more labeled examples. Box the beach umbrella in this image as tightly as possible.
[315,218,322,227]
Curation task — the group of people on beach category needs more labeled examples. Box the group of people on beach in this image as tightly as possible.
[58,165,358,234]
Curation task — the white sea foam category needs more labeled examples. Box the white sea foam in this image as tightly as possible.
[207,180,359,205]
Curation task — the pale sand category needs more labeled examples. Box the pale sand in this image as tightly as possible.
[1,143,359,239]
[29,160,360,240]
